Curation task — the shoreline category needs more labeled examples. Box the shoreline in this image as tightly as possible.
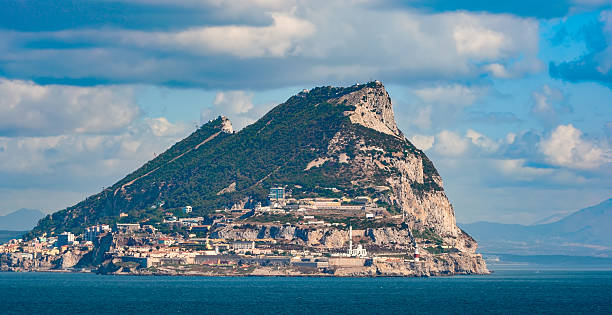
[0,267,490,278]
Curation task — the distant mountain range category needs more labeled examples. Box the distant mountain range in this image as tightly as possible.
[0,230,25,244]
[461,198,612,257]
[0,209,45,231]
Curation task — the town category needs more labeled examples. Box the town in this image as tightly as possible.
[1,186,467,277]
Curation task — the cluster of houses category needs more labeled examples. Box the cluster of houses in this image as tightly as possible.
[1,186,428,273]
[263,187,388,217]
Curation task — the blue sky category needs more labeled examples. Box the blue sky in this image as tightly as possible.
[0,0,611,224]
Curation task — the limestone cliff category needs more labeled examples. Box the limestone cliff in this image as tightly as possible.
[302,81,474,252]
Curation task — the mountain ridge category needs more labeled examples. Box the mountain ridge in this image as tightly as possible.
[461,198,612,257]
[29,81,475,254]
[0,209,44,231]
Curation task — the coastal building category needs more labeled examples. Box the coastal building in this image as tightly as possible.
[85,224,111,242]
[291,257,329,268]
[347,225,367,257]
[56,232,75,247]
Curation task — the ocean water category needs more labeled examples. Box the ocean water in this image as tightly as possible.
[0,270,611,314]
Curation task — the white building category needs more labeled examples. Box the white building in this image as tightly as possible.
[232,241,255,251]
[183,206,193,214]
[116,223,140,233]
[347,225,367,257]
[85,224,111,242]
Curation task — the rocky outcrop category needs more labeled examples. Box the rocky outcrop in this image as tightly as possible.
[56,250,86,269]
[219,116,234,133]
[210,224,475,255]
[335,80,402,137]
[24,81,486,277]
[367,227,413,247]
[323,82,471,250]
[333,253,489,277]
[0,253,53,271]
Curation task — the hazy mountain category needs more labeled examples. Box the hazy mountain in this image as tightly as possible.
[0,209,44,231]
[0,230,25,244]
[530,211,571,225]
[461,198,612,257]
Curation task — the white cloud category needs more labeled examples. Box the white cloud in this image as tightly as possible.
[493,159,554,181]
[0,78,140,136]
[406,84,486,132]
[0,4,541,87]
[201,90,275,131]
[540,124,611,169]
[506,132,517,144]
[136,12,316,58]
[0,118,190,179]
[531,85,569,126]
[466,129,500,152]
[145,117,189,137]
[434,130,469,156]
[413,84,482,106]
[213,90,254,114]
[411,106,433,130]
[453,25,505,59]
[484,57,543,78]
[449,12,538,60]
[409,134,435,151]
[483,63,511,78]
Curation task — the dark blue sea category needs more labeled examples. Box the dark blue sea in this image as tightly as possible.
[1,270,611,314]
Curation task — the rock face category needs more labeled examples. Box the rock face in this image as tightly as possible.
[56,250,86,269]
[339,81,402,137]
[0,253,54,271]
[219,116,234,133]
[211,224,476,257]
[307,82,472,251]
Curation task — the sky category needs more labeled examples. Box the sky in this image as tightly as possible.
[0,0,611,224]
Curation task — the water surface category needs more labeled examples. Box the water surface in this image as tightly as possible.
[1,270,610,314]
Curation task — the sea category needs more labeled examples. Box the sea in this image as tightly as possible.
[0,270,611,314]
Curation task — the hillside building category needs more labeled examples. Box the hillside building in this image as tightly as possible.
[232,241,256,251]
[116,223,140,233]
[268,187,285,201]
[56,232,75,247]
[85,224,111,242]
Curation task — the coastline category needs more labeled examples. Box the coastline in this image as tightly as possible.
[2,251,489,278]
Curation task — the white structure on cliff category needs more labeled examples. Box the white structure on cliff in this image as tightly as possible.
[347,225,367,257]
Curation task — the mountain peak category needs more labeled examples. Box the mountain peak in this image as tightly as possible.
[205,115,233,133]
[333,81,402,138]
[218,115,233,133]
[29,81,469,251]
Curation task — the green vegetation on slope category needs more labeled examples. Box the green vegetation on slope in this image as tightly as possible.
[29,83,444,238]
